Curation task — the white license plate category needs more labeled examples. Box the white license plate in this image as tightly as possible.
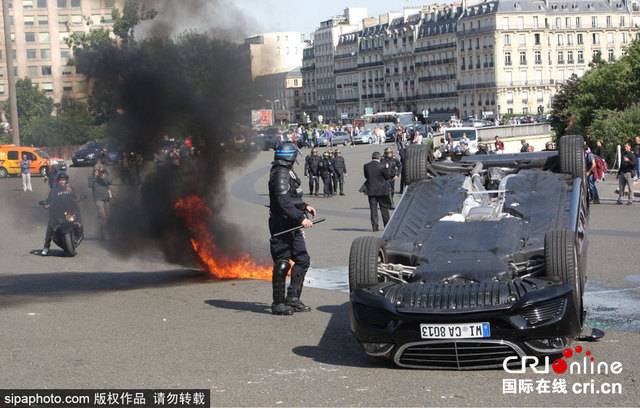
[420,322,490,339]
[76,158,84,162]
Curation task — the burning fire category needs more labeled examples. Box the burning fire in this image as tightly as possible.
[174,195,272,281]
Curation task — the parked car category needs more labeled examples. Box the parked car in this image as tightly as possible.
[348,135,590,369]
[316,131,350,147]
[72,140,117,166]
[0,145,66,177]
[352,129,379,144]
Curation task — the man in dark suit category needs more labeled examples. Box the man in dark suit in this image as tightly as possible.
[362,151,392,232]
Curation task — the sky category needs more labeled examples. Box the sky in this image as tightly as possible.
[235,0,438,39]
[137,1,439,41]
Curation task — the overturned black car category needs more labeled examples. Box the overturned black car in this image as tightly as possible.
[348,135,589,369]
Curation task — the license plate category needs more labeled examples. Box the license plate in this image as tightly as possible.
[420,322,490,339]
[76,158,84,162]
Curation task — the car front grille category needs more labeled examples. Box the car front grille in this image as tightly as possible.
[394,340,525,369]
[520,298,566,326]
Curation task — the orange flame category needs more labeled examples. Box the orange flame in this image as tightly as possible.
[174,195,272,281]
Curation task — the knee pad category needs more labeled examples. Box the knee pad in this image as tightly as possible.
[273,260,291,278]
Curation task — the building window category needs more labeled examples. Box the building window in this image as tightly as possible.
[58,15,68,25]
[71,15,82,25]
[577,34,583,44]
[39,32,50,43]
[62,65,73,75]
[57,0,67,8]
[606,15,612,27]
[37,0,47,8]
[27,66,38,77]
[71,0,81,7]
[567,34,573,45]
[578,50,584,63]
[522,90,528,104]
[89,0,100,9]
[26,49,37,59]
[607,33,614,44]
[23,0,34,9]
[38,15,48,25]
[40,49,51,59]
[620,16,626,27]
[58,32,69,42]
[576,17,581,28]
[505,52,511,65]
[565,17,571,28]
[558,52,564,64]
[555,17,561,29]
[537,90,543,102]
[104,0,115,8]
[608,49,614,61]
[60,48,70,59]
[24,16,35,26]
[622,33,628,43]
[593,33,599,44]
[534,51,541,64]
[504,34,510,46]
[25,32,36,43]
[534,33,540,45]
[63,82,73,91]
[518,16,524,29]
[41,65,52,75]
[42,82,54,92]
[591,16,598,28]
[557,34,563,46]
[533,16,538,28]
[506,92,513,104]
[519,51,526,65]
[519,34,526,46]
[567,51,574,63]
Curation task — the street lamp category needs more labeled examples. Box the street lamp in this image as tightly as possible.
[266,99,280,126]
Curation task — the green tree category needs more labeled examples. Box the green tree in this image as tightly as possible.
[14,77,53,125]
[588,105,640,160]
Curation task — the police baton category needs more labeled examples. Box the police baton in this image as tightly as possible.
[272,217,326,237]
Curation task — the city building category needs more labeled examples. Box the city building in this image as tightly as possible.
[302,0,640,124]
[0,0,123,105]
[252,67,302,124]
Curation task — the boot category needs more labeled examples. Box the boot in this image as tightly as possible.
[339,182,345,196]
[272,261,293,316]
[286,296,311,312]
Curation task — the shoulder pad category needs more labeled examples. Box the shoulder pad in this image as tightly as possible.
[271,167,291,195]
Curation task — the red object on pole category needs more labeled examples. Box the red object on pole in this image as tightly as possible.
[8,124,13,135]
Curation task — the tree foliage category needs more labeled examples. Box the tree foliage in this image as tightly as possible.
[15,77,53,125]
[552,40,640,158]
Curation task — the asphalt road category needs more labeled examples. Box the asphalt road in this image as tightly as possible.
[0,145,639,407]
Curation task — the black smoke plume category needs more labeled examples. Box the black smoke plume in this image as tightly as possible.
[92,4,265,265]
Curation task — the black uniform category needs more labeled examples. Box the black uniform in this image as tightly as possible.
[331,154,347,196]
[318,154,335,197]
[381,153,401,207]
[362,157,392,231]
[268,157,311,314]
[304,153,320,195]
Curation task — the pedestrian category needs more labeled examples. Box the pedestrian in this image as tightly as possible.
[493,136,504,154]
[520,139,529,152]
[153,148,166,169]
[20,154,32,192]
[633,136,640,181]
[88,164,112,240]
[617,142,637,205]
[318,151,335,198]
[268,142,317,315]
[585,146,600,204]
[99,148,110,167]
[361,151,392,232]
[413,130,423,145]
[304,148,320,196]
[331,149,348,196]
[381,147,400,208]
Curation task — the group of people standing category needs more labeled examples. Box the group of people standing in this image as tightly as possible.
[304,148,347,198]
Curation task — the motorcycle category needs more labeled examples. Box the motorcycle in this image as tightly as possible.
[39,194,85,257]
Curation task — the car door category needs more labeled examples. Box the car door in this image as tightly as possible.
[5,149,21,174]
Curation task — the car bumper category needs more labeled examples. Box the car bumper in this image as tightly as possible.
[350,278,581,369]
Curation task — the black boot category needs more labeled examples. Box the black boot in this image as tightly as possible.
[286,296,311,312]
[272,261,293,316]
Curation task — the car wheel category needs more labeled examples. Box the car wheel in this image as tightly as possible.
[348,236,387,292]
[343,140,348,146]
[39,166,48,177]
[0,167,7,178]
[544,229,583,326]
[403,144,433,186]
[559,134,586,180]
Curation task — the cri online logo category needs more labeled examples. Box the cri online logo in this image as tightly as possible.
[503,346,623,375]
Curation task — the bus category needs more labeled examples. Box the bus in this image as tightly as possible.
[361,111,415,130]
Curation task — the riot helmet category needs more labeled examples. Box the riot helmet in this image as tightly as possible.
[384,147,393,155]
[322,152,330,158]
[311,148,318,155]
[274,142,298,163]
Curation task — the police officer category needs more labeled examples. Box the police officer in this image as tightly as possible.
[326,149,335,195]
[304,148,320,196]
[331,149,348,196]
[268,142,317,315]
[381,147,401,208]
[318,151,335,198]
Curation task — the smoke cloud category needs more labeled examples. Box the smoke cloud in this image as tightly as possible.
[100,1,268,266]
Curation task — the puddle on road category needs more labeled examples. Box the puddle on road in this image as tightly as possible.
[306,267,640,334]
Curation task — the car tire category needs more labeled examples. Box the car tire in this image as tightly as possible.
[63,232,76,257]
[0,167,7,178]
[559,134,585,180]
[39,166,48,177]
[348,236,387,292]
[403,144,432,186]
[544,229,582,325]
[368,138,372,144]
[343,140,348,146]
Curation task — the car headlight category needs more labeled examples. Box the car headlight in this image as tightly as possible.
[86,153,95,158]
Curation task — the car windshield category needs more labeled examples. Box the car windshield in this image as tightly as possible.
[444,129,477,142]
[81,141,103,150]
[35,150,49,158]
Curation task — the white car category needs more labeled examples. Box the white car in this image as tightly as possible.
[352,129,379,144]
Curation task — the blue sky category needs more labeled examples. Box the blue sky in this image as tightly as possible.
[234,0,438,39]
